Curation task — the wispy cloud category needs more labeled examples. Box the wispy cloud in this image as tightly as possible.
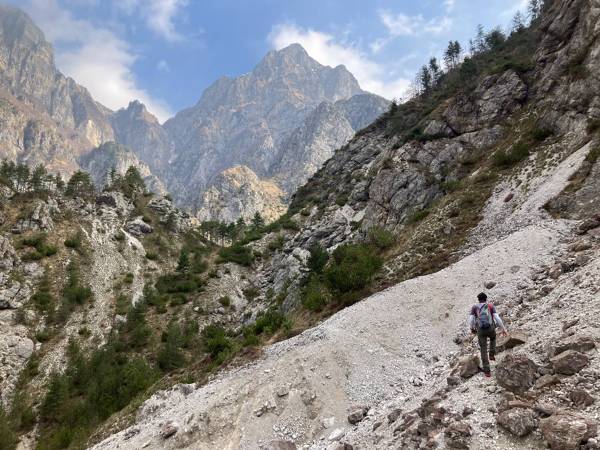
[379,10,453,37]
[114,0,188,42]
[25,0,172,122]
[268,24,410,100]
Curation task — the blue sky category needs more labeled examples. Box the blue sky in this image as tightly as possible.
[13,0,528,122]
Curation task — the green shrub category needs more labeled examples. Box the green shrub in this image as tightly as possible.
[302,276,329,312]
[145,251,158,260]
[407,208,430,224]
[155,273,202,294]
[587,118,600,134]
[267,235,285,252]
[115,294,129,315]
[218,296,231,307]
[251,308,290,335]
[530,126,553,142]
[0,405,17,450]
[367,226,395,250]
[442,179,461,192]
[242,286,260,302]
[21,233,57,261]
[38,340,157,448]
[586,147,600,163]
[307,244,329,274]
[31,275,54,314]
[335,194,349,206]
[202,325,233,361]
[124,272,134,284]
[218,243,254,266]
[64,232,83,251]
[325,244,382,293]
[114,232,126,242]
[158,322,186,372]
[63,272,92,306]
[493,142,529,167]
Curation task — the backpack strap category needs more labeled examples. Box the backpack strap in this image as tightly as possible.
[488,303,496,325]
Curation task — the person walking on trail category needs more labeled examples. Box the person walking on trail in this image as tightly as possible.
[469,292,508,377]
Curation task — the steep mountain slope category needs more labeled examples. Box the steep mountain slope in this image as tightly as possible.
[159,44,388,219]
[0,4,114,149]
[90,0,600,448]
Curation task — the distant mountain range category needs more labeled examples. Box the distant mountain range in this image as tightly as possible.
[0,4,388,222]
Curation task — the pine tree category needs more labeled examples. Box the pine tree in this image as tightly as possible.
[511,11,526,33]
[419,65,433,93]
[389,98,399,115]
[176,249,190,273]
[528,0,542,21]
[66,171,95,199]
[30,165,47,192]
[474,24,486,54]
[428,58,442,85]
[251,212,264,229]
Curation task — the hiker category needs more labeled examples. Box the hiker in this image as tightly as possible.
[468,292,508,377]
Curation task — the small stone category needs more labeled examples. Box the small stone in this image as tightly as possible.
[328,428,345,442]
[562,318,580,331]
[534,374,559,390]
[503,193,514,203]
[264,441,297,450]
[570,388,595,407]
[447,375,460,386]
[462,406,474,417]
[484,281,496,289]
[160,421,178,439]
[550,350,589,375]
[347,407,368,425]
[387,408,403,424]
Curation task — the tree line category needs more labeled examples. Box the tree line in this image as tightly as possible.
[395,0,546,103]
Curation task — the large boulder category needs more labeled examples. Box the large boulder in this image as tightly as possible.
[548,334,596,357]
[497,331,528,352]
[457,354,480,379]
[540,412,598,450]
[125,218,153,236]
[550,350,589,375]
[496,353,538,393]
[497,407,537,437]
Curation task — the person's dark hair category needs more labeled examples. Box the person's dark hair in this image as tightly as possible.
[477,292,487,302]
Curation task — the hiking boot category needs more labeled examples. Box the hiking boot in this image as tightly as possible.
[489,355,496,361]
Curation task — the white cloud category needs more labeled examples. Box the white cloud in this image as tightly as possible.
[25,0,172,122]
[444,0,456,12]
[268,24,410,100]
[379,10,453,37]
[157,59,170,72]
[114,0,188,42]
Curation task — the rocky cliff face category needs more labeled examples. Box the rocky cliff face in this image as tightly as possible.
[0,4,114,147]
[79,142,167,195]
[196,165,286,223]
[159,44,388,220]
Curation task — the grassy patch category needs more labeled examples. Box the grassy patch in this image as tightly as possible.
[492,142,529,167]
